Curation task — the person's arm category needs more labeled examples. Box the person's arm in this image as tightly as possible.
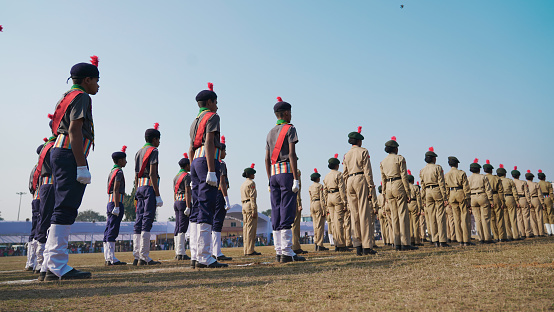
[265,149,271,181]
[498,178,505,207]
[400,158,411,200]
[363,150,375,198]
[188,144,194,166]
[220,174,228,196]
[538,185,545,207]
[113,179,120,207]
[251,182,258,218]
[462,172,471,202]
[205,131,215,172]
[437,166,447,205]
[484,176,493,207]
[68,119,86,166]
[185,184,192,210]
[150,163,160,196]
[380,162,387,196]
[289,142,298,181]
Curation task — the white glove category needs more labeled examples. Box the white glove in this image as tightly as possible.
[156,196,163,207]
[184,207,191,216]
[292,180,300,193]
[206,172,218,187]
[224,196,231,211]
[76,166,91,184]
[112,206,120,216]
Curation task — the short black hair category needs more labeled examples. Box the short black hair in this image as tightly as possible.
[470,167,480,173]
[384,146,397,154]
[348,138,358,145]
[145,132,160,143]
[483,167,492,173]
[197,100,208,108]
[497,172,506,177]
[310,176,319,182]
[274,111,288,119]
[448,159,458,167]
[328,163,339,170]
[71,78,83,85]
[424,155,435,164]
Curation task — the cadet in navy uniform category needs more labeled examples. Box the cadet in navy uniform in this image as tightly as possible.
[103,146,128,266]
[265,97,305,263]
[188,82,227,268]
[25,143,44,272]
[212,135,233,261]
[173,153,192,261]
[43,56,99,281]
[133,123,163,266]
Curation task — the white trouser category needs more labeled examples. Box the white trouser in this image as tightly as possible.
[140,232,152,262]
[197,223,216,265]
[107,242,118,263]
[26,240,37,269]
[546,224,552,235]
[329,234,335,246]
[178,233,186,255]
[35,242,45,271]
[273,230,282,255]
[133,234,141,260]
[103,242,108,261]
[190,222,197,261]
[212,231,223,257]
[281,229,296,257]
[44,224,73,277]
[174,234,180,256]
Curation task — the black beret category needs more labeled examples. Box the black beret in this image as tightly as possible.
[244,168,256,176]
[36,144,44,155]
[328,155,340,166]
[145,123,161,140]
[496,168,507,175]
[525,172,534,179]
[378,185,382,193]
[425,147,438,157]
[385,136,399,148]
[511,167,520,177]
[538,172,546,179]
[274,97,292,112]
[448,156,459,163]
[483,164,493,171]
[407,174,414,183]
[310,172,321,180]
[111,152,126,161]
[70,63,99,79]
[470,162,481,170]
[348,132,364,141]
[178,158,190,168]
[196,90,217,102]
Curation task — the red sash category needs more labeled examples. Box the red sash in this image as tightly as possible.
[137,146,156,178]
[107,168,121,194]
[193,112,215,149]
[271,124,292,165]
[32,142,54,191]
[51,89,85,136]
[174,172,189,195]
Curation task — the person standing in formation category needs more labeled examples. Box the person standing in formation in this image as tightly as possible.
[134,123,163,266]
[323,154,348,252]
[173,153,192,261]
[419,147,449,247]
[407,170,423,246]
[343,127,377,256]
[292,169,307,254]
[103,146,127,266]
[496,164,520,241]
[380,136,415,251]
[512,167,533,238]
[326,208,334,246]
[525,170,545,237]
[417,182,428,242]
[212,136,232,261]
[444,156,472,246]
[241,164,261,256]
[309,168,328,251]
[483,160,507,242]
[468,159,494,244]
[265,97,305,263]
[537,170,554,236]
[377,184,392,246]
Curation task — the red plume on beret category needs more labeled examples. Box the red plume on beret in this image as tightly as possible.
[473,158,479,163]
[221,135,226,144]
[0,25,3,32]
[429,147,434,152]
[121,145,127,153]
[153,123,159,130]
[514,166,517,170]
[499,164,504,168]
[391,136,396,141]
[527,170,531,173]
[43,137,48,142]
[47,114,53,120]
[539,169,543,173]
[207,82,214,91]
[90,55,99,67]
[183,153,188,158]
[250,163,255,169]
[314,168,318,173]
[276,96,283,102]
[407,170,411,175]
[334,153,338,159]
[357,126,362,133]
[380,181,382,185]
[486,159,490,165]
[416,181,420,186]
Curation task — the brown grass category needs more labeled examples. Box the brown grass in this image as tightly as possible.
[1,237,553,312]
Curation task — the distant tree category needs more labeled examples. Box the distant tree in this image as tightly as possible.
[76,210,106,222]
[168,216,176,222]
[0,211,4,221]
[261,209,272,217]
[123,186,136,221]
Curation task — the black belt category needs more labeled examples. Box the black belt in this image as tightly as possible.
[328,189,339,193]
[410,198,416,201]
[312,199,320,202]
[492,191,498,194]
[450,187,463,190]
[471,192,484,195]
[426,185,439,189]
[531,196,538,198]
[387,177,401,182]
[242,199,250,203]
[518,194,525,197]
[543,193,550,197]
[348,172,363,177]
[505,194,513,196]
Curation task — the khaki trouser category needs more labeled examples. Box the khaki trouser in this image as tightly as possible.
[490,194,506,240]
[326,210,333,236]
[327,193,346,247]
[504,195,520,239]
[518,197,533,237]
[292,207,302,250]
[386,180,411,246]
[449,189,470,243]
[311,200,326,247]
[242,202,258,255]
[419,211,427,241]
[425,187,447,243]
[344,208,352,246]
[424,204,435,242]
[407,200,420,244]
[347,175,373,248]
[378,210,388,244]
[445,205,455,240]
[545,196,554,224]
[530,197,544,236]
[471,193,492,242]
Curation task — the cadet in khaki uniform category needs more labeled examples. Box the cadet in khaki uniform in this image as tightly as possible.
[343,127,377,256]
[241,164,261,256]
[292,169,307,254]
[537,170,554,236]
[483,160,508,242]
[525,170,545,237]
[323,154,348,252]
[497,164,520,240]
[380,136,416,251]
[512,167,533,238]
[377,185,392,246]
[343,200,353,248]
[309,169,328,251]
[468,159,495,243]
[419,147,449,247]
[416,182,428,241]
[407,171,423,246]
[445,157,472,246]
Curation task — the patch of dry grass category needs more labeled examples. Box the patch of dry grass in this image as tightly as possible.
[1,237,553,311]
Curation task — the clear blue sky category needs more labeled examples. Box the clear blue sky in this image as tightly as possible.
[1,1,553,221]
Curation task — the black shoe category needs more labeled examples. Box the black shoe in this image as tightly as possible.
[485,240,496,244]
[34,269,40,274]
[181,254,191,260]
[539,235,546,237]
[196,261,229,268]
[363,248,377,255]
[395,245,402,251]
[112,261,127,265]
[447,239,451,243]
[245,252,261,256]
[280,255,306,263]
[356,246,363,256]
[527,235,535,238]
[45,269,91,281]
[401,245,418,251]
[500,239,509,242]
[293,249,308,254]
[439,242,450,247]
[190,260,196,269]
[335,246,339,252]
[478,240,485,244]
[315,245,319,251]
[139,259,161,265]
[25,267,34,272]
[276,255,281,262]
[416,243,425,246]
[218,255,234,260]
[105,261,112,266]
[318,245,329,251]
[132,259,139,266]
[38,271,46,281]
[373,245,380,249]
[346,245,354,248]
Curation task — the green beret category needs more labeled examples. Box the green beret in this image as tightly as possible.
[348,132,364,141]
[244,168,256,176]
[385,136,399,148]
[538,173,546,179]
[310,172,321,180]
[470,162,481,170]
[511,169,520,177]
[328,156,340,166]
[496,168,507,175]
[525,172,534,180]
[378,185,382,193]
[483,164,493,171]
[448,156,459,163]
[425,147,437,157]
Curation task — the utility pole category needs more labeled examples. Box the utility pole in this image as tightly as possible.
[16,192,26,221]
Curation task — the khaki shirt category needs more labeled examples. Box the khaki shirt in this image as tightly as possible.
[538,180,554,198]
[419,163,447,202]
[379,153,411,198]
[500,177,519,201]
[323,170,347,204]
[485,173,505,203]
[409,183,423,211]
[468,173,493,200]
[343,145,376,197]
[240,178,257,210]
[309,182,327,207]
[526,180,545,206]
[513,178,532,204]
[445,167,470,200]
[377,193,385,209]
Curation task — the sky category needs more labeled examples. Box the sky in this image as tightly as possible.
[0,1,553,222]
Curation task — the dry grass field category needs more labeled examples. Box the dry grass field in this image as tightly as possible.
[1,237,553,312]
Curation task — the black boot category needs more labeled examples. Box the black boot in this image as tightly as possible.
[139,259,161,265]
[356,246,363,256]
[37,271,46,282]
[363,248,377,255]
[190,260,196,269]
[395,244,401,251]
[315,245,319,251]
[318,245,329,251]
[439,242,451,247]
[401,245,418,251]
[280,255,306,263]
[112,261,127,265]
[276,255,281,262]
[45,269,91,281]
[217,255,234,260]
[132,259,139,266]
[196,261,229,268]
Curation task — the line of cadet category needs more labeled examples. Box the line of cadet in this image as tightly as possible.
[23,56,554,280]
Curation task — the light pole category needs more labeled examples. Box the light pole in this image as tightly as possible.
[16,192,26,221]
